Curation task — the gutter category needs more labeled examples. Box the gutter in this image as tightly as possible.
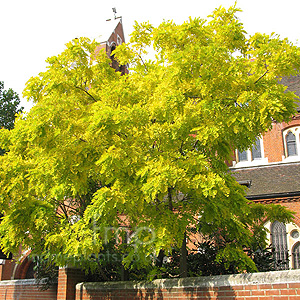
[247,190,300,200]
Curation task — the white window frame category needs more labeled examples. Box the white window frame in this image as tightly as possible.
[232,137,268,168]
[283,126,300,162]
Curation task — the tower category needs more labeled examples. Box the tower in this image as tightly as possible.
[95,9,128,75]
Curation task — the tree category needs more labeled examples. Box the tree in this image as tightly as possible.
[0,5,298,276]
[0,82,23,155]
[0,82,23,130]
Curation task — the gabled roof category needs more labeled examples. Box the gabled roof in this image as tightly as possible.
[231,162,300,199]
[100,19,125,46]
[99,19,121,42]
[95,19,126,65]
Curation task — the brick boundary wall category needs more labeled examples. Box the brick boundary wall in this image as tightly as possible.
[76,269,300,300]
[0,278,57,300]
[57,267,86,300]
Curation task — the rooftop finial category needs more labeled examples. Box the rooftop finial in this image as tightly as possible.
[106,7,122,22]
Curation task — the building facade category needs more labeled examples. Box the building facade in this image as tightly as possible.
[231,74,300,270]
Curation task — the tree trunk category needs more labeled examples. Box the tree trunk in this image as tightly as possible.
[167,187,173,211]
[121,265,129,281]
[180,231,188,277]
[121,232,129,281]
[156,249,165,268]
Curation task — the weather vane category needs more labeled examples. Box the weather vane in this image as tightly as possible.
[106,8,122,22]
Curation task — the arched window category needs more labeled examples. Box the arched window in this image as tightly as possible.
[251,137,262,160]
[234,137,266,167]
[286,131,297,156]
[292,242,300,269]
[271,221,289,270]
[238,149,248,162]
[110,43,116,59]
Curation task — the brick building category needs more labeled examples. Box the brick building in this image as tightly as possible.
[95,18,128,75]
[231,74,300,270]
[0,17,299,296]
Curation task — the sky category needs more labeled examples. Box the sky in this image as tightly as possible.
[1,0,300,112]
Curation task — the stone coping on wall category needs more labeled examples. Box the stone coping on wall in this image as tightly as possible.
[76,269,300,291]
[0,278,53,287]
[0,278,37,286]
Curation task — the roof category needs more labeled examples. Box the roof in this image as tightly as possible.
[280,74,300,111]
[99,19,125,45]
[231,162,300,199]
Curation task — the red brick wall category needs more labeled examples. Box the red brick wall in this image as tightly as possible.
[1,269,300,300]
[0,279,57,300]
[0,267,85,300]
[263,122,285,163]
[57,267,85,300]
[0,260,15,280]
[231,114,300,164]
[76,269,300,300]
[264,117,300,163]
[279,201,300,226]
[256,197,300,224]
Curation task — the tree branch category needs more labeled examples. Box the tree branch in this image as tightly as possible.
[57,202,70,220]
[186,95,203,99]
[75,86,97,102]
[193,140,199,150]
[168,187,173,211]
[254,70,268,84]
[179,140,185,156]
[138,55,148,72]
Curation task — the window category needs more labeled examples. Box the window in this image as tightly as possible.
[117,34,122,45]
[283,126,300,161]
[237,137,262,162]
[251,138,262,159]
[233,137,267,167]
[293,242,300,269]
[286,131,297,156]
[266,222,300,270]
[238,149,248,162]
[110,43,116,59]
[271,221,289,270]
